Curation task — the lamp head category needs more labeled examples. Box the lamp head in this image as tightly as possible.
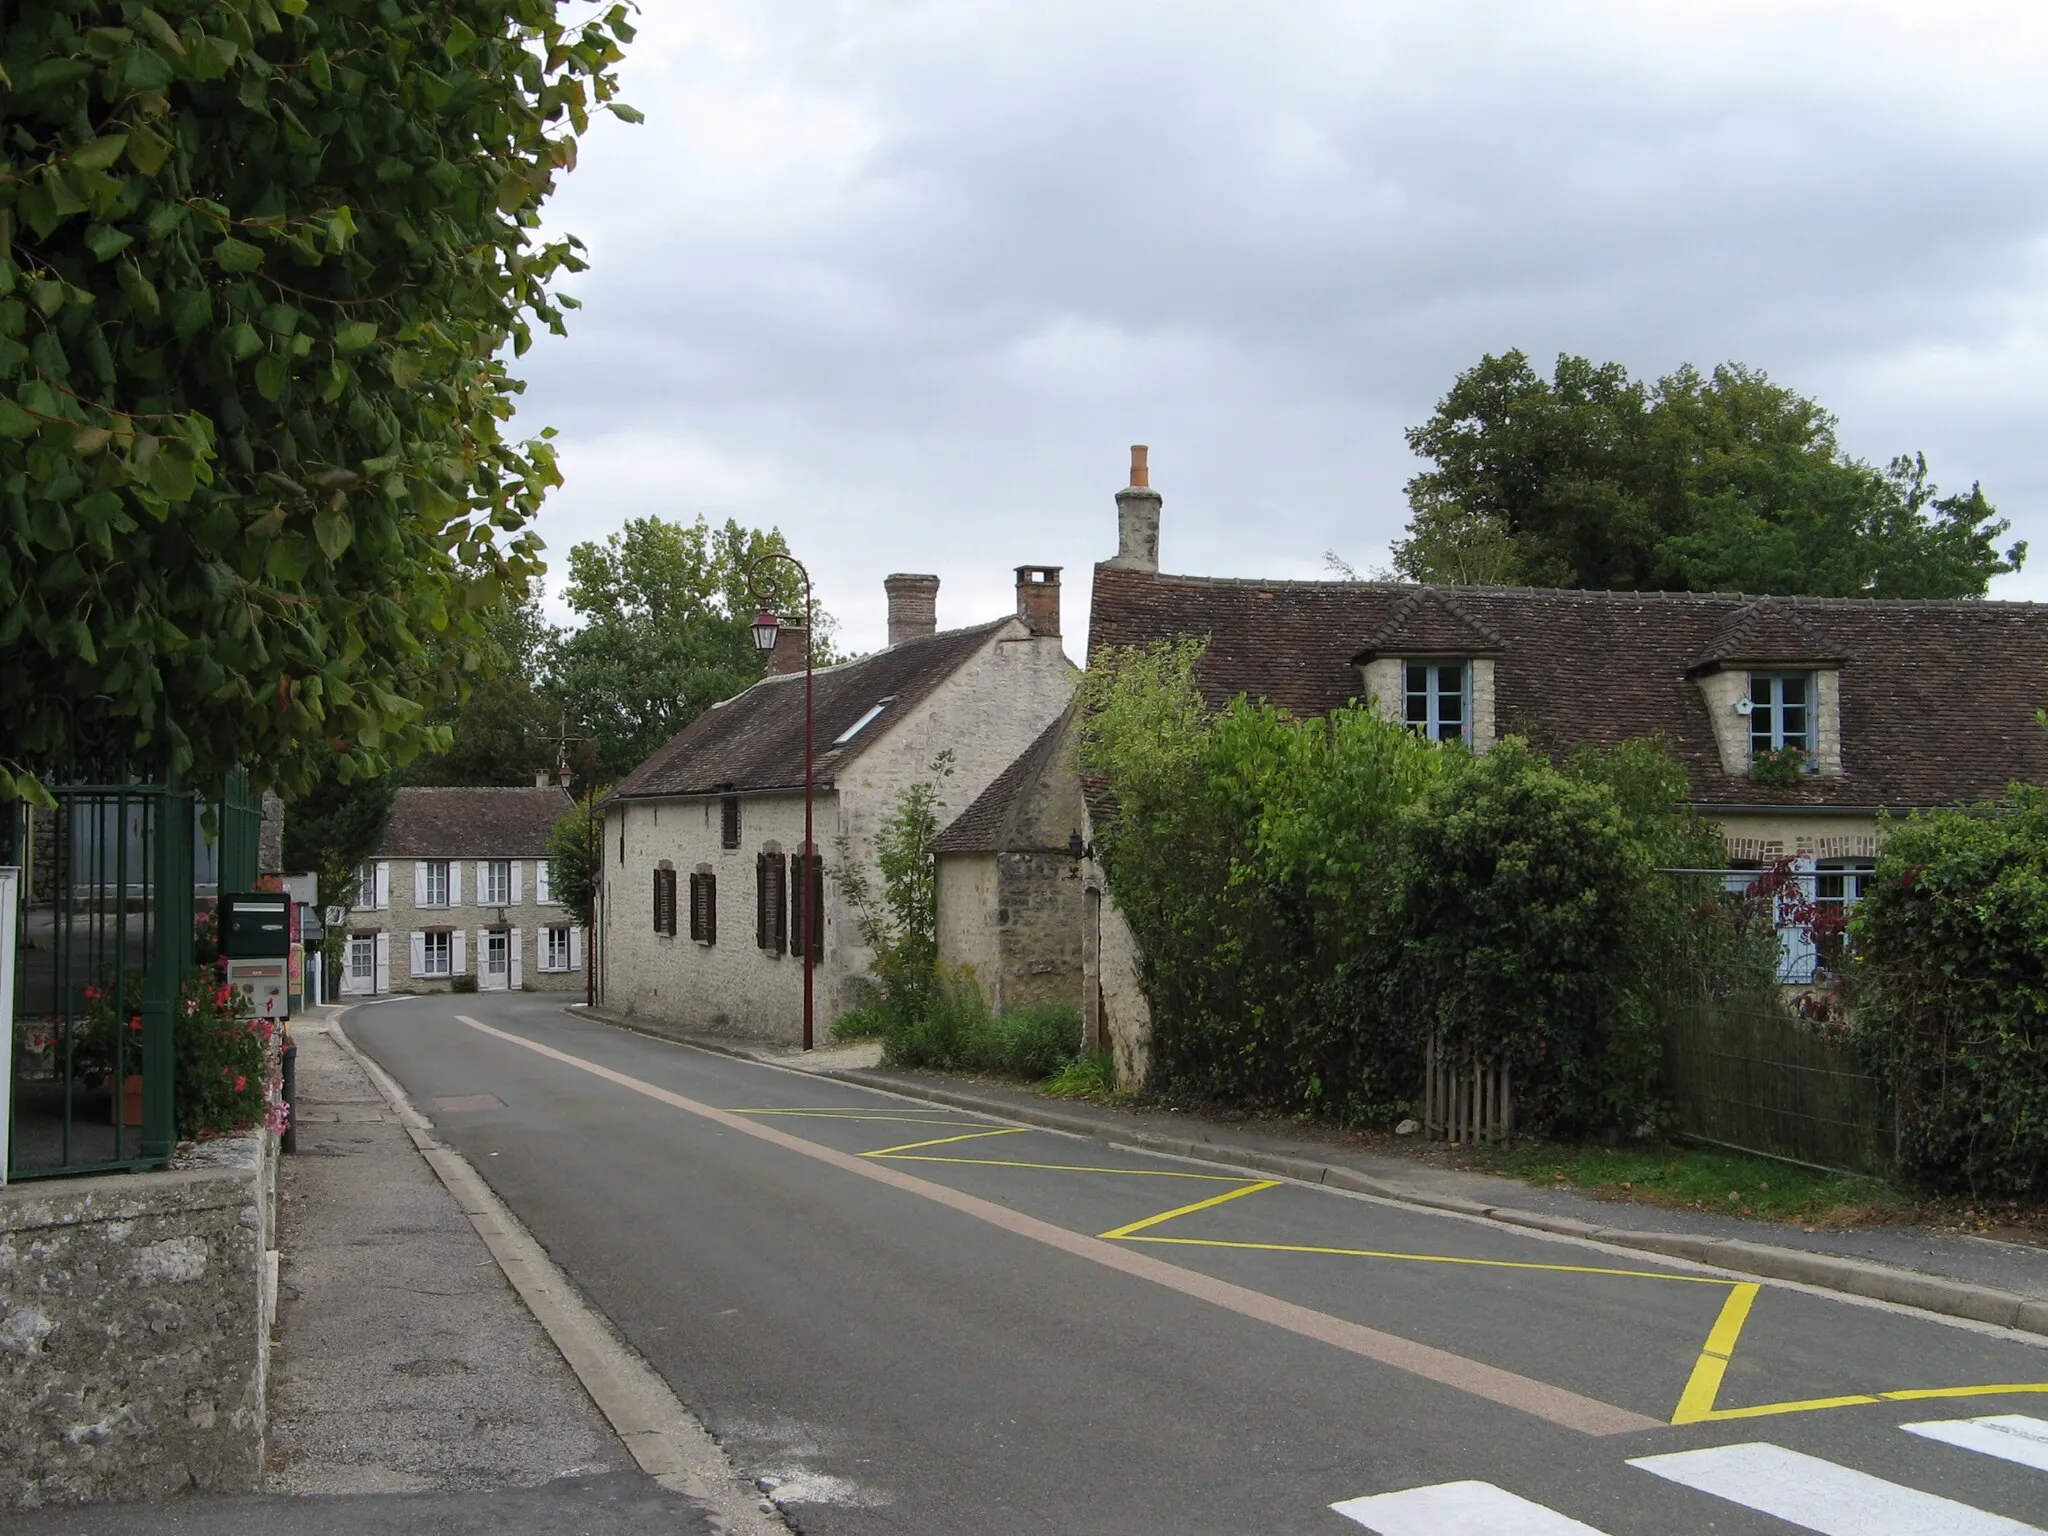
[751,608,782,654]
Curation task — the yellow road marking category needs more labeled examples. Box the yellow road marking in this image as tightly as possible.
[878,1154,1247,1180]
[1694,1383,2048,1422]
[728,1109,983,1123]
[1672,1283,1760,1424]
[1099,1181,1279,1239]
[862,1128,1028,1157]
[1118,1233,1734,1285]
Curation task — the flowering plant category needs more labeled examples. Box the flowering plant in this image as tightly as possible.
[1749,743,1812,787]
[172,969,277,1139]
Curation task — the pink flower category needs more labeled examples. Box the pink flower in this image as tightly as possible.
[234,1074,248,1094]
[185,999,198,1016]
[84,984,102,1003]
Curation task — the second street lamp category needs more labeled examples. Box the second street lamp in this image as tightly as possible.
[747,557,816,1051]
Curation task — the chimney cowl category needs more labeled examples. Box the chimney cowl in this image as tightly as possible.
[883,573,940,646]
[1015,565,1062,637]
[1107,444,1161,574]
[766,623,810,677]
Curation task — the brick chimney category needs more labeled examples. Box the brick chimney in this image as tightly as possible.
[1107,444,1161,574]
[884,573,939,646]
[766,623,810,677]
[1015,565,1061,637]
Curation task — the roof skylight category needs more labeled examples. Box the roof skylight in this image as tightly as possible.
[831,696,897,747]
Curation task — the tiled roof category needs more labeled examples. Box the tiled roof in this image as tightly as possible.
[375,786,574,859]
[1358,587,1505,659]
[612,619,1014,800]
[1689,598,1852,672]
[932,713,1070,855]
[1089,564,2048,810]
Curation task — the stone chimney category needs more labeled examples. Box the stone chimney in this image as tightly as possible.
[533,770,549,789]
[767,623,810,677]
[1107,444,1161,574]
[884,573,939,646]
[1015,565,1061,637]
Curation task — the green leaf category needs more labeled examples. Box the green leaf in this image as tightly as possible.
[314,504,354,561]
[224,321,263,360]
[255,354,286,401]
[125,126,174,176]
[73,425,114,455]
[607,103,645,124]
[70,136,131,173]
[85,224,134,261]
[30,280,67,316]
[168,288,211,338]
[213,237,264,273]
[0,400,38,438]
[266,534,314,583]
[135,7,186,56]
[191,32,240,81]
[333,320,379,353]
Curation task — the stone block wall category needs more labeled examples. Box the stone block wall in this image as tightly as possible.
[1,1131,277,1510]
[991,851,1086,1015]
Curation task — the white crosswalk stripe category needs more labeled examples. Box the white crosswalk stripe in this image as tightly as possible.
[1629,1441,2046,1536]
[1904,1415,2048,1475]
[1330,1479,1610,1534]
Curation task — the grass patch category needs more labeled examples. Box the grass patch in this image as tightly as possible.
[1041,1048,1131,1106]
[880,970,1084,1082]
[1474,1140,1916,1226]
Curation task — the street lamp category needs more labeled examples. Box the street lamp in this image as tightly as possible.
[747,555,815,1051]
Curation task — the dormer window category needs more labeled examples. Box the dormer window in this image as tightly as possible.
[1405,661,1468,744]
[1748,672,1814,760]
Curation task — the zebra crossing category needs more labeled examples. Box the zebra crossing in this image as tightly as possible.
[1331,1414,2048,1534]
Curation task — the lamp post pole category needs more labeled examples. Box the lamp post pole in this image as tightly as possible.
[551,726,599,1010]
[747,554,815,1051]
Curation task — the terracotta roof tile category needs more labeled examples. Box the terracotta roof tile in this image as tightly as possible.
[932,713,1071,854]
[1089,564,2048,810]
[612,619,1014,800]
[1689,598,1852,672]
[375,786,574,859]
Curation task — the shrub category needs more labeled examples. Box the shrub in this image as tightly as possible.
[829,1006,887,1042]
[174,969,274,1140]
[833,752,955,1044]
[452,974,479,995]
[990,1006,1082,1079]
[1849,789,2048,1196]
[878,973,1083,1081]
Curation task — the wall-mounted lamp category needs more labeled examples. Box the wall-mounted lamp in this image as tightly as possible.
[1067,831,1094,861]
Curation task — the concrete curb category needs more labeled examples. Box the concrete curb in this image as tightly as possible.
[572,1010,2048,1340]
[330,1010,788,1536]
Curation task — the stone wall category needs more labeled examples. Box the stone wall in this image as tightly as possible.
[0,1131,277,1510]
[991,851,1086,1014]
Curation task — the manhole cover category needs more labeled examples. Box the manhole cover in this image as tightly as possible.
[431,1093,505,1112]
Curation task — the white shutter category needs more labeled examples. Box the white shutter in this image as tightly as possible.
[569,926,583,971]
[536,861,552,905]
[452,928,467,975]
[510,927,523,988]
[449,862,463,906]
[414,862,428,904]
[409,931,426,978]
[374,933,390,993]
[375,862,390,909]
[511,861,524,904]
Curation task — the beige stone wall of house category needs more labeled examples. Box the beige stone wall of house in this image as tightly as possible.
[935,853,1001,1001]
[598,793,843,1041]
[345,857,583,995]
[992,851,1087,1015]
[1712,812,1882,864]
[1087,872,1152,1089]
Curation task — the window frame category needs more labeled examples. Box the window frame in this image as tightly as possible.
[420,930,452,977]
[689,869,718,945]
[720,792,742,850]
[544,925,573,971]
[347,934,375,982]
[481,859,511,906]
[422,859,449,908]
[653,866,678,936]
[1748,671,1816,762]
[1403,659,1470,744]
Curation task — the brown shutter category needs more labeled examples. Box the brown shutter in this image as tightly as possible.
[652,870,662,933]
[755,853,770,949]
[769,855,787,954]
[806,850,824,962]
[704,872,717,946]
[721,793,741,849]
[790,849,823,962]
[687,872,702,942]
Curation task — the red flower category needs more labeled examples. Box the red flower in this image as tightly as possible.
[234,1074,248,1094]
[128,1016,142,1031]
[84,984,102,1003]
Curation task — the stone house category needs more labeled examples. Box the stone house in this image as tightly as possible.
[942,447,2048,1083]
[597,567,1076,1043]
[339,784,583,995]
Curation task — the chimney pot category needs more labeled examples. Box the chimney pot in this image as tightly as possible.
[533,770,548,789]
[1015,565,1062,637]
[883,573,940,646]
[766,623,810,677]
[1107,445,1162,574]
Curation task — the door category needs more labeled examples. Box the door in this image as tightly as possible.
[482,929,510,991]
[344,936,375,995]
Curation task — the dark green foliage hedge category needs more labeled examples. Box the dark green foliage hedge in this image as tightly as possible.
[1850,789,2048,1196]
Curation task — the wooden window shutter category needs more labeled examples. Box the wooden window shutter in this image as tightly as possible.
[770,855,787,955]
[721,792,741,850]
[687,872,702,942]
[652,870,662,933]
[789,849,822,962]
[805,850,823,962]
[704,872,717,945]
[755,853,770,949]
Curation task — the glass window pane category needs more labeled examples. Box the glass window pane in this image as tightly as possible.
[1438,664,1462,694]
[1783,675,1806,706]
[1406,663,1427,693]
[1439,722,1463,742]
[1439,691,1463,723]
[1406,693,1428,725]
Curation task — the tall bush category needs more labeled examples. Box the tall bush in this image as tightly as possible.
[1849,789,2048,1196]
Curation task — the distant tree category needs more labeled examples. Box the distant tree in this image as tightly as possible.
[547,516,833,781]
[409,593,560,787]
[280,763,395,920]
[0,0,638,803]
[1396,352,2023,597]
[545,793,601,926]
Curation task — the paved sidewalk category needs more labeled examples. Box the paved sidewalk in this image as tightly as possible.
[584,1006,2048,1326]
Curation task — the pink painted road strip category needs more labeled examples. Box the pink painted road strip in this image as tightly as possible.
[455,1015,1661,1438]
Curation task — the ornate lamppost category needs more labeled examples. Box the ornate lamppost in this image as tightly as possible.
[747,554,815,1051]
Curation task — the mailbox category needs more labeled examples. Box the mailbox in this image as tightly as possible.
[221,892,292,1022]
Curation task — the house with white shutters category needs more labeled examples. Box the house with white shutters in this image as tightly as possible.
[338,783,583,996]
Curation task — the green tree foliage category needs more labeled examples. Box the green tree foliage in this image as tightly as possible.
[409,591,557,786]
[0,0,638,802]
[830,750,954,1039]
[544,788,600,926]
[1082,641,1718,1134]
[1849,790,2048,1196]
[279,753,395,917]
[1396,352,2023,598]
[549,515,828,782]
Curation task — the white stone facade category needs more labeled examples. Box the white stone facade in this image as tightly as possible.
[340,856,583,996]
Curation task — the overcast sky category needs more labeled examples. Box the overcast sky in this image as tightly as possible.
[515,0,2048,656]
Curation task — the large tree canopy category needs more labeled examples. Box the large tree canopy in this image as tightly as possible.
[0,0,637,802]
[1393,352,2023,598]
[549,514,827,783]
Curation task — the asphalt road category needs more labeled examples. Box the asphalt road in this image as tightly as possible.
[348,991,2048,1535]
